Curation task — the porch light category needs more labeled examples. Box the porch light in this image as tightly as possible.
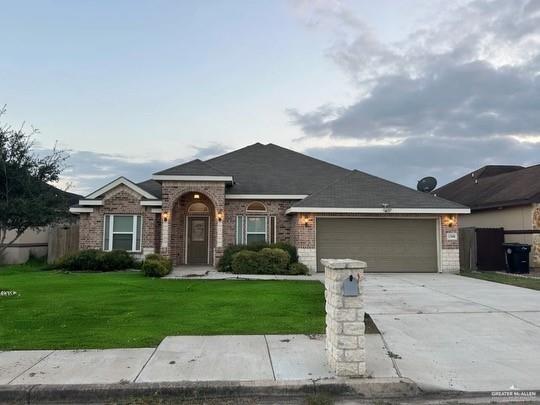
[303,216,309,227]
[443,215,456,228]
[162,211,169,222]
[217,210,224,222]
[194,194,200,199]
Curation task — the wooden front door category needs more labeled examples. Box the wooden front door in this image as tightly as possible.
[187,217,209,264]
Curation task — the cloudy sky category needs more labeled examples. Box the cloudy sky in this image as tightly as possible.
[2,0,539,195]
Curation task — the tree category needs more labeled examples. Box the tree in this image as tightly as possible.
[0,107,70,258]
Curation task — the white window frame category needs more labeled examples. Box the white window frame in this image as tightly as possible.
[103,214,142,252]
[245,216,267,244]
[235,215,278,244]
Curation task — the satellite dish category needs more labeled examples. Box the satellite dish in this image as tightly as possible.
[417,176,437,192]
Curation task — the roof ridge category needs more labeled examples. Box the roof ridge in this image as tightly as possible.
[204,142,264,165]
[265,143,351,172]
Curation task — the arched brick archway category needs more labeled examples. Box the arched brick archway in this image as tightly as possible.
[169,191,216,265]
[159,181,226,266]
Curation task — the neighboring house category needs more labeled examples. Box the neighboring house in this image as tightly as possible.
[1,188,81,265]
[69,143,468,273]
[435,165,540,269]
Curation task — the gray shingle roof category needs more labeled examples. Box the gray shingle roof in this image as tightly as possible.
[137,179,162,198]
[204,143,351,195]
[435,164,540,210]
[292,170,467,210]
[153,159,228,176]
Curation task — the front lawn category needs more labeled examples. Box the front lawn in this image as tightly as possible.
[461,271,540,291]
[0,263,325,350]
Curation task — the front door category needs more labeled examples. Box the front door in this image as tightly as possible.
[187,217,209,264]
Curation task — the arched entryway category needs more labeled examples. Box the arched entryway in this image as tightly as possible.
[169,191,216,265]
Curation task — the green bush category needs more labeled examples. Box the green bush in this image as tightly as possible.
[142,254,172,277]
[56,249,136,272]
[58,249,103,271]
[259,248,290,273]
[270,242,298,264]
[231,248,294,275]
[100,250,135,271]
[289,262,309,275]
[231,250,260,274]
[142,259,168,277]
[219,242,298,272]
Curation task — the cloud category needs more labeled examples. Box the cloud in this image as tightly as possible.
[289,0,540,185]
[53,143,230,195]
[305,135,540,189]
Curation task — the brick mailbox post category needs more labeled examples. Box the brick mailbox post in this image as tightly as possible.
[322,258,366,377]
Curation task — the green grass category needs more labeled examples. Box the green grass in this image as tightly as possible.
[0,263,325,350]
[461,271,540,291]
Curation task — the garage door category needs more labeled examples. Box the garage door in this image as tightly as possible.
[316,218,438,272]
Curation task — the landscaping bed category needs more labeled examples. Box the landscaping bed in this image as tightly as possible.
[0,263,325,350]
[461,270,540,291]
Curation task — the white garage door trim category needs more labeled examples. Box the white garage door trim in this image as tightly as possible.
[314,216,442,273]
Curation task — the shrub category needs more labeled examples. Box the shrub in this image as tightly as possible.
[56,249,136,272]
[289,262,309,275]
[231,248,292,275]
[270,242,298,264]
[142,254,172,277]
[219,242,298,272]
[100,250,135,271]
[58,249,103,271]
[259,248,290,273]
[231,250,260,274]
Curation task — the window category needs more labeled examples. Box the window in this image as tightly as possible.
[103,215,142,252]
[246,201,266,213]
[246,216,266,244]
[188,202,209,214]
[235,215,277,244]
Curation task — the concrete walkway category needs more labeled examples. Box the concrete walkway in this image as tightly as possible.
[0,334,397,385]
[364,273,540,392]
[165,266,325,282]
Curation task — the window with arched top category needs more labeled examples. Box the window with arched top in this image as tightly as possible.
[246,201,267,213]
[188,202,209,214]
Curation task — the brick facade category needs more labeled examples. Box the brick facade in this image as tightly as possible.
[78,185,159,257]
[161,181,225,265]
[78,181,461,272]
[222,199,296,247]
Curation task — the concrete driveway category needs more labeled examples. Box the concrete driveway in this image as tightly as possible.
[364,273,540,392]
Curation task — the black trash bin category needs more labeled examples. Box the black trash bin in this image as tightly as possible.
[502,243,531,274]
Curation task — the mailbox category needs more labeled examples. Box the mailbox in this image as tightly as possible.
[342,274,359,297]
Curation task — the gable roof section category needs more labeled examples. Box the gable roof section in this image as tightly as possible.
[137,179,162,198]
[435,165,540,210]
[85,176,159,200]
[204,143,351,195]
[288,170,468,214]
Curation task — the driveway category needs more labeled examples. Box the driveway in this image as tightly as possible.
[364,273,540,392]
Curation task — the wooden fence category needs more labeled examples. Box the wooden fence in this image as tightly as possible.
[47,223,79,263]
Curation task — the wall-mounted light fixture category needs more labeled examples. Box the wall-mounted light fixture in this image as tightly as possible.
[194,194,200,199]
[217,210,224,222]
[162,211,169,222]
[303,216,309,227]
[443,214,456,228]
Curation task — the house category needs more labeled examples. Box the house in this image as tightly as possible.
[69,143,468,273]
[435,165,540,269]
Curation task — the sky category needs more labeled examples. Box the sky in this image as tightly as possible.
[2,0,539,195]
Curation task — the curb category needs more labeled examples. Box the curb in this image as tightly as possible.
[0,377,419,403]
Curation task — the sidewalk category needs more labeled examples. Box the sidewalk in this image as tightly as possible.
[0,335,396,385]
[164,266,325,282]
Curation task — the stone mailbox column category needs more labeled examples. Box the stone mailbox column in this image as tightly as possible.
[322,258,366,377]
